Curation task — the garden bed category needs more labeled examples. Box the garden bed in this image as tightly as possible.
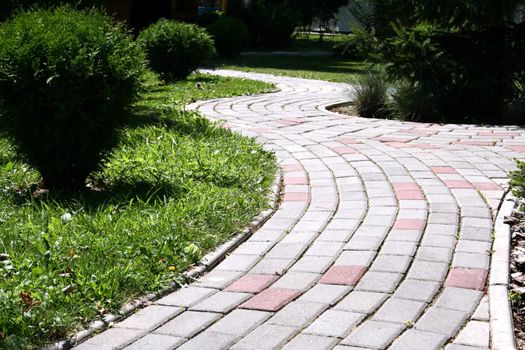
[509,201,525,348]
[0,73,276,349]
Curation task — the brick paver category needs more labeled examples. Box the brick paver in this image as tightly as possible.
[74,70,525,349]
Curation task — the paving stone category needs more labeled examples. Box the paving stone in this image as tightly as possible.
[415,246,453,262]
[250,258,293,275]
[156,286,216,307]
[319,265,367,286]
[344,236,383,250]
[435,287,482,312]
[385,229,423,242]
[206,309,271,336]
[194,270,243,289]
[335,291,388,314]
[297,284,351,305]
[231,324,298,350]
[78,328,144,350]
[444,268,488,290]
[115,305,182,331]
[305,241,345,256]
[393,219,426,230]
[388,329,447,350]
[191,291,251,313]
[393,279,440,302]
[335,251,376,267]
[288,256,334,274]
[455,320,490,348]
[421,234,457,248]
[452,252,489,270]
[282,334,338,350]
[268,301,328,327]
[225,273,279,293]
[415,307,469,336]
[234,241,275,256]
[266,242,308,260]
[460,226,492,242]
[456,240,492,254]
[370,254,411,273]
[240,288,302,312]
[341,320,404,349]
[155,311,222,338]
[272,272,320,291]
[445,345,489,350]
[177,331,238,350]
[124,334,185,350]
[379,241,418,256]
[215,254,261,271]
[472,296,489,321]
[355,271,403,293]
[373,298,426,324]
[407,260,449,282]
[304,309,365,338]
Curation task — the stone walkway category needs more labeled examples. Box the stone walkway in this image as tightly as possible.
[75,70,525,350]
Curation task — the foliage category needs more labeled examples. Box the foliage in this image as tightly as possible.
[0,72,276,349]
[207,17,249,58]
[0,7,145,191]
[294,0,348,30]
[352,70,391,119]
[0,0,106,20]
[511,161,525,201]
[138,20,215,81]
[351,0,525,124]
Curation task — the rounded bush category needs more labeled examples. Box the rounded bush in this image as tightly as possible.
[138,20,215,81]
[0,7,146,191]
[208,17,248,58]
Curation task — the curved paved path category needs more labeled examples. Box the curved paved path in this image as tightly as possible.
[76,70,525,350]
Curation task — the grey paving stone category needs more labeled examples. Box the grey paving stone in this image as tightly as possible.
[460,226,492,242]
[335,250,376,267]
[472,296,489,321]
[385,229,423,242]
[415,246,453,262]
[421,234,457,248]
[234,241,274,256]
[445,344,489,350]
[266,243,308,260]
[78,328,144,350]
[193,270,243,289]
[305,241,345,257]
[373,298,426,324]
[115,305,183,331]
[282,334,338,350]
[435,287,483,312]
[154,311,222,338]
[407,260,449,282]
[452,252,489,270]
[370,254,411,273]
[156,286,217,307]
[177,331,238,350]
[268,301,328,327]
[415,307,469,336]
[303,309,365,338]
[288,256,334,274]
[215,254,261,271]
[344,236,383,251]
[379,241,418,256]
[355,271,403,293]
[456,240,492,254]
[249,229,286,242]
[317,229,354,242]
[207,309,271,336]
[297,284,351,305]
[335,291,388,314]
[271,272,320,291]
[251,258,293,275]
[455,320,490,348]
[124,334,185,350]
[191,291,251,313]
[393,279,440,302]
[388,329,447,350]
[231,324,298,350]
[341,320,404,349]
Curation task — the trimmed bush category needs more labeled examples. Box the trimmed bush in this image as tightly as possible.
[352,70,391,119]
[208,17,249,58]
[0,7,145,191]
[138,20,215,81]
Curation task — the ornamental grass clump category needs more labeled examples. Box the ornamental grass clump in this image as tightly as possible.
[138,20,215,81]
[0,6,146,191]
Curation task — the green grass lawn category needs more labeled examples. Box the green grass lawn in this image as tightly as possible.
[212,55,368,83]
[0,72,276,349]
[289,32,348,52]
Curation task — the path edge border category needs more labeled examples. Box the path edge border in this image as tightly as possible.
[45,165,283,350]
[490,191,517,350]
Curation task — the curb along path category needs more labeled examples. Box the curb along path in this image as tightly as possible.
[75,70,525,350]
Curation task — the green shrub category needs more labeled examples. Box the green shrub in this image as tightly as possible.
[0,7,145,191]
[208,17,249,58]
[511,161,525,200]
[138,20,215,81]
[352,70,391,119]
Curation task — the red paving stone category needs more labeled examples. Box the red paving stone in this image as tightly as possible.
[509,146,525,153]
[444,268,488,291]
[404,129,436,136]
[472,182,502,191]
[413,143,439,149]
[283,192,310,202]
[225,274,279,293]
[333,147,357,155]
[250,127,271,133]
[282,164,304,172]
[393,219,426,230]
[239,288,302,311]
[385,142,411,148]
[396,191,425,200]
[444,180,474,189]
[283,176,309,185]
[431,166,457,174]
[319,265,367,286]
